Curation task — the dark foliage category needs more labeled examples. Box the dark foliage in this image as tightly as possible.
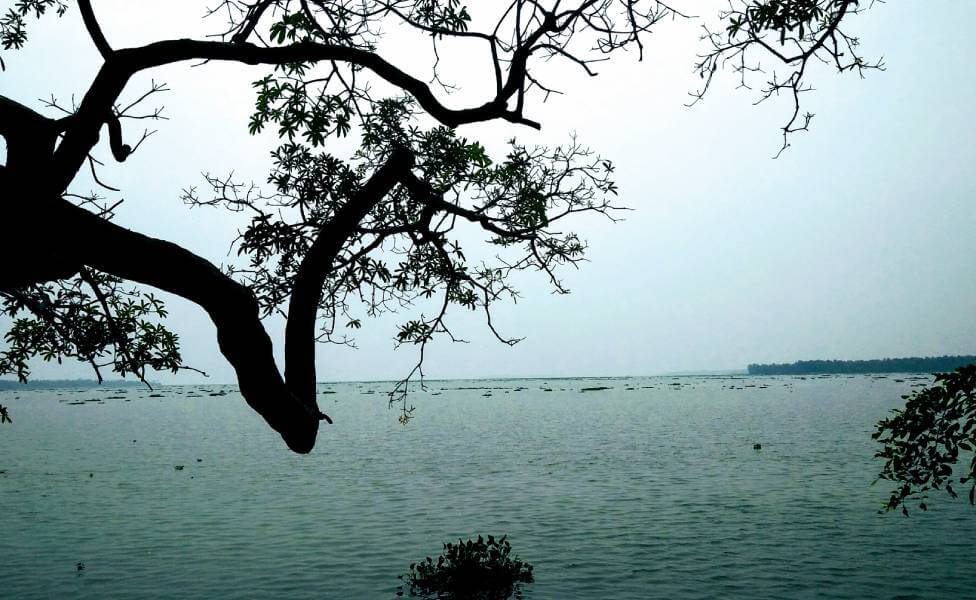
[748,356,976,376]
[1,270,188,385]
[873,364,976,515]
[400,535,534,599]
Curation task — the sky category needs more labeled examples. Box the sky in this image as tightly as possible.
[2,1,975,383]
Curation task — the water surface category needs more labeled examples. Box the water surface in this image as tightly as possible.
[1,375,972,598]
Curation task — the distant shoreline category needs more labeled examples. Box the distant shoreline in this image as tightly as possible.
[4,357,974,389]
[0,379,155,390]
[747,356,976,376]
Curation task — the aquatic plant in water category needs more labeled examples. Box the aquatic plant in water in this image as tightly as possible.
[400,535,534,599]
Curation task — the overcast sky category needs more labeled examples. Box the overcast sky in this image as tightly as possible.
[2,1,974,383]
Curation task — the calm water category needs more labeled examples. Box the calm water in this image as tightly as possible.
[1,375,973,599]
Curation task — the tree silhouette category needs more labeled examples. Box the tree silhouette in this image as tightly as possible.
[0,0,878,452]
[874,364,976,515]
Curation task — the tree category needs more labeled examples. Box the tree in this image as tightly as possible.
[874,364,976,515]
[0,0,879,452]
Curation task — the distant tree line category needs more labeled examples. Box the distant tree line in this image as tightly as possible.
[0,379,152,390]
[747,356,976,376]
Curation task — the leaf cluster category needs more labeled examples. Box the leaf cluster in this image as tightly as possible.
[0,0,66,49]
[0,0,66,69]
[873,364,976,515]
[400,535,534,600]
[0,271,185,385]
[727,0,854,41]
[410,0,471,36]
[199,96,617,347]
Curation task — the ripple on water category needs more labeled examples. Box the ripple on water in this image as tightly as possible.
[1,376,974,599]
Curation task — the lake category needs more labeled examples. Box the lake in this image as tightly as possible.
[1,375,973,598]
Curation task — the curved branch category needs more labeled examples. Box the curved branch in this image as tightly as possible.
[117,39,539,128]
[104,113,131,161]
[77,0,113,59]
[285,146,414,405]
[53,199,323,453]
[52,37,542,191]
[230,0,275,44]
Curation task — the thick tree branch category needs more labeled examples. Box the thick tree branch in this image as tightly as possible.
[52,199,323,453]
[0,94,60,170]
[285,146,414,405]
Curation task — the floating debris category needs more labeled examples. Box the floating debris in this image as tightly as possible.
[753,443,762,450]
[580,386,612,392]
[174,465,184,471]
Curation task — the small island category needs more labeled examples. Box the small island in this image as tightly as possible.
[747,355,976,376]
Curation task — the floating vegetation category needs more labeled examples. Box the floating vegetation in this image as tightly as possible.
[400,535,533,600]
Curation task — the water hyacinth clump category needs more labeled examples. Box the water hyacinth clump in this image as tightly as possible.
[401,535,534,599]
